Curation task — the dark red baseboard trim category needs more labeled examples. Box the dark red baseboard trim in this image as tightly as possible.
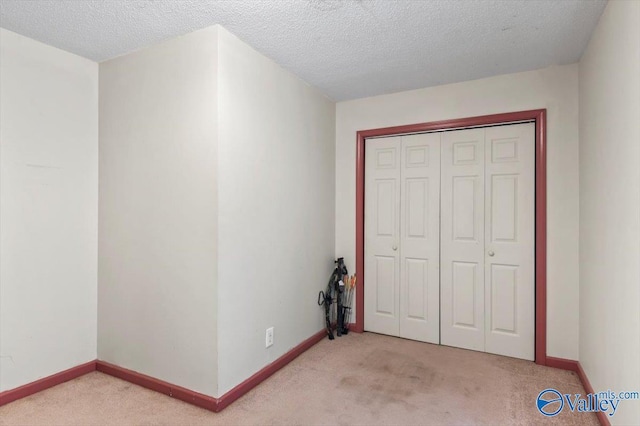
[95,360,218,411]
[216,328,326,410]
[0,329,328,412]
[546,357,610,426]
[98,328,327,412]
[546,356,579,372]
[577,362,611,426]
[0,346,611,426]
[0,360,97,407]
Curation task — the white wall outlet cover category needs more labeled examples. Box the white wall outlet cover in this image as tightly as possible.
[265,327,274,348]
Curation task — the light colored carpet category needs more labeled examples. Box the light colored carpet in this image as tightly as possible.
[0,332,597,425]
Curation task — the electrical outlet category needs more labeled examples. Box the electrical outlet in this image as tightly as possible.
[265,327,274,348]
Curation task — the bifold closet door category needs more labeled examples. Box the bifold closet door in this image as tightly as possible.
[440,128,486,352]
[484,123,535,360]
[441,123,535,361]
[399,133,440,343]
[364,134,440,343]
[364,136,401,336]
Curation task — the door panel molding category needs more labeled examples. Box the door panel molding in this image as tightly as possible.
[354,109,548,366]
[440,128,485,351]
[364,133,440,343]
[484,123,535,360]
[398,133,440,343]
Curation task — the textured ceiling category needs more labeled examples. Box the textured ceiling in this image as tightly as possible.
[0,0,607,101]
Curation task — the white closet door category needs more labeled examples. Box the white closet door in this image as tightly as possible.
[399,133,440,343]
[365,136,401,336]
[484,123,535,360]
[440,128,486,352]
[365,123,534,359]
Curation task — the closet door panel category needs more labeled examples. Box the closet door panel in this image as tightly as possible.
[484,123,535,360]
[399,133,440,343]
[364,137,401,336]
[440,128,485,351]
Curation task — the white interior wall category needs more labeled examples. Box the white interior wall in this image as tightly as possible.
[579,1,640,425]
[216,27,336,396]
[97,27,218,396]
[0,29,98,391]
[335,64,580,360]
[5,8,637,411]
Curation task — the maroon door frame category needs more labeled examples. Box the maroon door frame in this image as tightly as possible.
[353,109,547,366]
